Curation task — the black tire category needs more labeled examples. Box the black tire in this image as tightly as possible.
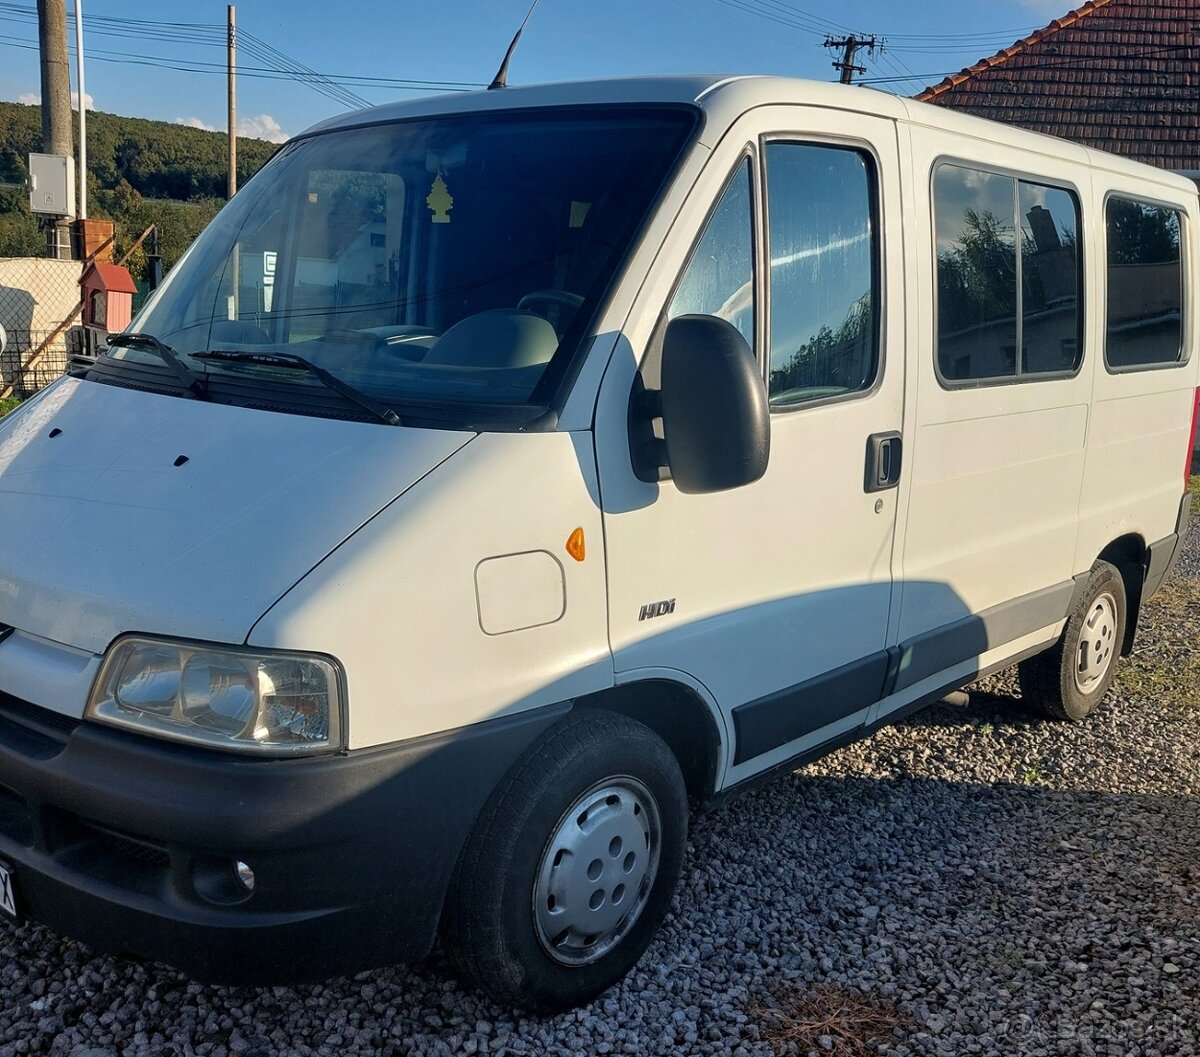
[441,710,688,1012]
[1018,560,1127,721]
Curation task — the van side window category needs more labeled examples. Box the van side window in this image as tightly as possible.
[1020,184,1082,376]
[765,143,878,407]
[1105,198,1184,370]
[668,160,755,353]
[934,164,1082,385]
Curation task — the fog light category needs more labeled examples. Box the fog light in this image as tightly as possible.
[234,860,255,892]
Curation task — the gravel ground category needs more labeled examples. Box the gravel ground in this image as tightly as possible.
[2,523,1199,1057]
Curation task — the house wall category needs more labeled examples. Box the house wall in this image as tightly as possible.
[0,257,84,395]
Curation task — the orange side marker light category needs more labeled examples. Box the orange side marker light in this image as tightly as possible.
[566,527,586,563]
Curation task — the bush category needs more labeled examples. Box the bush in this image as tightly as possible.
[0,396,22,417]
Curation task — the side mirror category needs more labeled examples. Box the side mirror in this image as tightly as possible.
[659,314,770,494]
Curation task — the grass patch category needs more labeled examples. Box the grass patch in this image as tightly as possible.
[1189,474,1200,516]
[0,396,21,417]
[1121,578,1200,709]
[752,984,909,1056]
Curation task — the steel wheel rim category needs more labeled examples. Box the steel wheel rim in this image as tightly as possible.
[1075,590,1118,694]
[532,776,662,966]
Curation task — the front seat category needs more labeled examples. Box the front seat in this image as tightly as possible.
[422,309,558,369]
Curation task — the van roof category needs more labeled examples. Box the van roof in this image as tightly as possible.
[300,74,899,135]
[301,74,1195,195]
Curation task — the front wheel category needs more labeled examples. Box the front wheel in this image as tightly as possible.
[441,711,688,1012]
[1018,560,1127,721]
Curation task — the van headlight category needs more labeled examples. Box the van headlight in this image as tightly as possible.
[87,636,345,754]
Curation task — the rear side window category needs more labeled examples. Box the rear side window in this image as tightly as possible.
[1105,197,1185,370]
[934,163,1082,386]
[765,143,879,408]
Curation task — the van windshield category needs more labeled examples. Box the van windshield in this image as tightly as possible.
[123,107,695,423]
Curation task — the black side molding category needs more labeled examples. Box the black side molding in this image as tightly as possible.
[731,651,888,765]
[891,580,1076,694]
[729,579,1078,767]
[1143,492,1192,602]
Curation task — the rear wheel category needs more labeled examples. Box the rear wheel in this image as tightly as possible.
[1018,560,1126,721]
[441,710,688,1012]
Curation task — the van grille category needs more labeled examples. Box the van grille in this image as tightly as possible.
[0,693,81,743]
[0,784,33,846]
[47,810,173,889]
[80,822,171,870]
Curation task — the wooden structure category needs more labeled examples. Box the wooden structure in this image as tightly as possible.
[81,261,137,333]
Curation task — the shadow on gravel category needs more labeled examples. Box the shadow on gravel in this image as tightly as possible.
[893,689,1044,731]
[0,720,1196,1056]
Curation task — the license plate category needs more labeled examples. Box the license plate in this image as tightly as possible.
[0,862,18,923]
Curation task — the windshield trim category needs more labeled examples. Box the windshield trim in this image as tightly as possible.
[275,102,703,421]
[81,355,550,430]
[117,102,703,432]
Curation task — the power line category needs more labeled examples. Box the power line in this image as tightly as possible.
[709,0,832,39]
[871,49,927,93]
[701,0,1042,53]
[0,2,479,110]
[824,34,878,85]
[0,35,481,93]
[238,28,371,110]
[709,0,1042,44]
[860,41,1200,87]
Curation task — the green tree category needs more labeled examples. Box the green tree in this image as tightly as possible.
[1107,199,1178,265]
[937,208,1018,333]
[0,100,277,273]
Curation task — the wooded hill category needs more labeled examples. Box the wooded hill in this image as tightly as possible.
[0,101,278,278]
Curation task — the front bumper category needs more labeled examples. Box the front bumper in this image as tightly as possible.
[0,692,567,984]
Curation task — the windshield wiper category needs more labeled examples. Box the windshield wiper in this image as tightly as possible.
[192,350,402,426]
[106,333,208,399]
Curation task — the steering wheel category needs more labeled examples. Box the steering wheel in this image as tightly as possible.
[517,290,585,340]
[518,290,585,314]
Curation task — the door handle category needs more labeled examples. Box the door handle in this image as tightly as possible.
[865,431,902,493]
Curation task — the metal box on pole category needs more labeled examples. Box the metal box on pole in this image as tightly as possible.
[28,153,76,218]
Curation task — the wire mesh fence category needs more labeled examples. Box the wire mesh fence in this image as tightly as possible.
[0,257,85,399]
[0,328,77,399]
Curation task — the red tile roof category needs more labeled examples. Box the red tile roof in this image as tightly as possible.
[915,0,1200,171]
[82,261,138,295]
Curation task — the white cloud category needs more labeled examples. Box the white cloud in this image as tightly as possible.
[238,113,288,143]
[174,112,288,143]
[16,89,94,110]
[175,115,218,132]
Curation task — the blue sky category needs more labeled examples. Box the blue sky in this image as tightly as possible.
[0,0,1069,142]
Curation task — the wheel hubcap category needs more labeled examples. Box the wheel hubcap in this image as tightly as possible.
[1075,591,1118,694]
[532,777,661,966]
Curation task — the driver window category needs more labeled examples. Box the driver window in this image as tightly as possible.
[765,143,878,407]
[668,160,756,353]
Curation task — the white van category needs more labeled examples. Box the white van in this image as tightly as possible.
[0,76,1196,1010]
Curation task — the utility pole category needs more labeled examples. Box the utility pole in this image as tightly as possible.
[227,4,237,199]
[36,0,72,157]
[73,0,86,220]
[823,34,878,85]
[37,0,72,256]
